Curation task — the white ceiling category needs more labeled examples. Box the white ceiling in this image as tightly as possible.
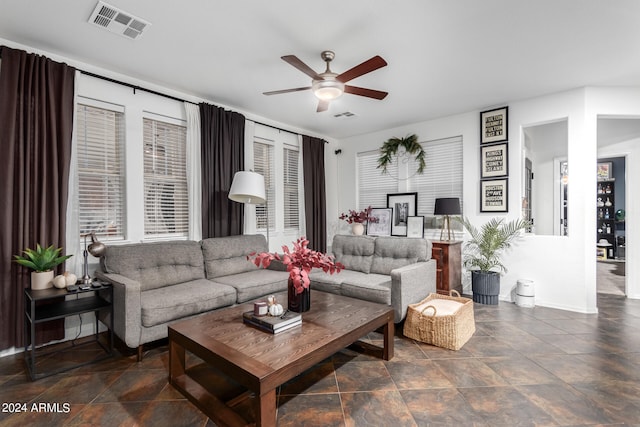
[1,0,639,139]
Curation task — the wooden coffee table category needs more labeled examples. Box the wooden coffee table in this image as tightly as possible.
[169,290,394,427]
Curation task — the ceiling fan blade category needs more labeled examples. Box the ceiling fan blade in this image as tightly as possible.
[336,55,387,83]
[344,85,388,100]
[281,55,322,80]
[317,100,329,112]
[263,86,311,96]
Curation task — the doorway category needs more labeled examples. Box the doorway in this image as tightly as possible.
[596,116,639,297]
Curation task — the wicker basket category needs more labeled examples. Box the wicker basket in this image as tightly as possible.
[403,290,476,350]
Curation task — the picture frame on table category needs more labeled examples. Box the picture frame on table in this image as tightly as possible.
[480,179,508,212]
[366,208,392,237]
[387,192,417,236]
[480,106,508,144]
[406,216,425,238]
[480,142,508,178]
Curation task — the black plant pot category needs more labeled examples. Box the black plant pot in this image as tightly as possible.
[471,270,500,305]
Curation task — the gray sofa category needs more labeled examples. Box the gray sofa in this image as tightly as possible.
[310,235,436,322]
[96,233,436,360]
[96,234,289,360]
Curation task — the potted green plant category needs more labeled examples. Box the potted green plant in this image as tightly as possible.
[14,244,73,290]
[457,217,530,304]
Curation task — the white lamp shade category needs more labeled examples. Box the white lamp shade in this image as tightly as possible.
[228,171,266,204]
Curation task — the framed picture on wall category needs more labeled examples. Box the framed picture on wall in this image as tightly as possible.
[406,216,425,238]
[366,208,392,236]
[597,162,612,180]
[480,106,508,144]
[480,179,508,212]
[387,192,417,236]
[480,142,508,178]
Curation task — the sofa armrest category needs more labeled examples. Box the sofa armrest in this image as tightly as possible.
[95,271,143,349]
[389,259,436,322]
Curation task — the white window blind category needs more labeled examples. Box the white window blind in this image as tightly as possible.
[283,144,300,230]
[143,118,188,238]
[253,140,275,230]
[357,150,399,209]
[412,136,463,224]
[76,103,126,241]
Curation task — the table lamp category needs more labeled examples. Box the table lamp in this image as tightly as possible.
[434,198,461,241]
[81,232,106,284]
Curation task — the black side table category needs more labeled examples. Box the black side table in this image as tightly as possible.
[24,283,114,380]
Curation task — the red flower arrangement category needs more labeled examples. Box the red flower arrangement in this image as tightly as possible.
[248,237,344,295]
[338,206,379,224]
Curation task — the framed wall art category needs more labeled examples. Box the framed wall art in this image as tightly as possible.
[480,142,508,178]
[597,162,612,180]
[366,208,392,236]
[480,179,508,212]
[406,216,425,238]
[480,106,508,144]
[387,192,417,236]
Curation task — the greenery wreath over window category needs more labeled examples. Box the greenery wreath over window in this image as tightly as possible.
[377,134,426,174]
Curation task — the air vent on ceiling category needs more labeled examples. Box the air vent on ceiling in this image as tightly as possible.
[333,111,357,119]
[88,1,151,40]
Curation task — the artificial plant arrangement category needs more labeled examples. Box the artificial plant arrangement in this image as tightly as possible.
[458,217,530,273]
[14,244,72,273]
[338,206,379,224]
[457,217,530,304]
[248,237,344,296]
[14,244,73,290]
[377,134,426,174]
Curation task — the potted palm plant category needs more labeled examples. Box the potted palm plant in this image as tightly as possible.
[14,244,73,290]
[457,217,530,304]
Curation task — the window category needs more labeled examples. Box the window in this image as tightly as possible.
[248,124,303,248]
[357,150,399,209]
[76,103,126,241]
[143,118,188,238]
[356,136,463,230]
[253,140,275,230]
[283,144,300,229]
[412,136,463,221]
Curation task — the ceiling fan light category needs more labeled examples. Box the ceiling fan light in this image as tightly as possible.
[312,80,344,100]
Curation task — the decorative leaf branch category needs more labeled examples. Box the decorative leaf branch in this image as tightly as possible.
[377,134,426,174]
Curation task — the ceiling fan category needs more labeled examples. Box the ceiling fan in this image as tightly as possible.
[263,50,388,112]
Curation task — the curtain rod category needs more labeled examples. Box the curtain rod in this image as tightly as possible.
[79,70,324,140]
[1,46,327,141]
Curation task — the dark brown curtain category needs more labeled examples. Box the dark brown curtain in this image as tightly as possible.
[302,135,327,252]
[0,46,75,350]
[199,103,245,238]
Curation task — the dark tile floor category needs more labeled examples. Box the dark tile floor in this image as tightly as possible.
[2,293,640,426]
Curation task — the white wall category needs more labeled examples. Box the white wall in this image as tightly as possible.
[329,87,640,313]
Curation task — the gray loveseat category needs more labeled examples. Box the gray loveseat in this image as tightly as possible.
[96,234,289,360]
[310,235,436,322]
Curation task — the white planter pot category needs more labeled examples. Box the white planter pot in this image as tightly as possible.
[351,223,365,235]
[31,270,54,290]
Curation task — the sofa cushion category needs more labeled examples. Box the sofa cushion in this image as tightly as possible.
[341,273,392,305]
[370,237,430,275]
[332,234,375,274]
[202,235,268,279]
[102,241,205,291]
[212,269,289,303]
[140,279,236,327]
[308,269,345,295]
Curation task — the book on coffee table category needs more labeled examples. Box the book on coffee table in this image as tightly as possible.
[242,310,302,333]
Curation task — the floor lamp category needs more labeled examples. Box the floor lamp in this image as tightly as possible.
[228,171,269,246]
[434,197,461,241]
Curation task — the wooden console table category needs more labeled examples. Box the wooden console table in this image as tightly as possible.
[431,240,462,295]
